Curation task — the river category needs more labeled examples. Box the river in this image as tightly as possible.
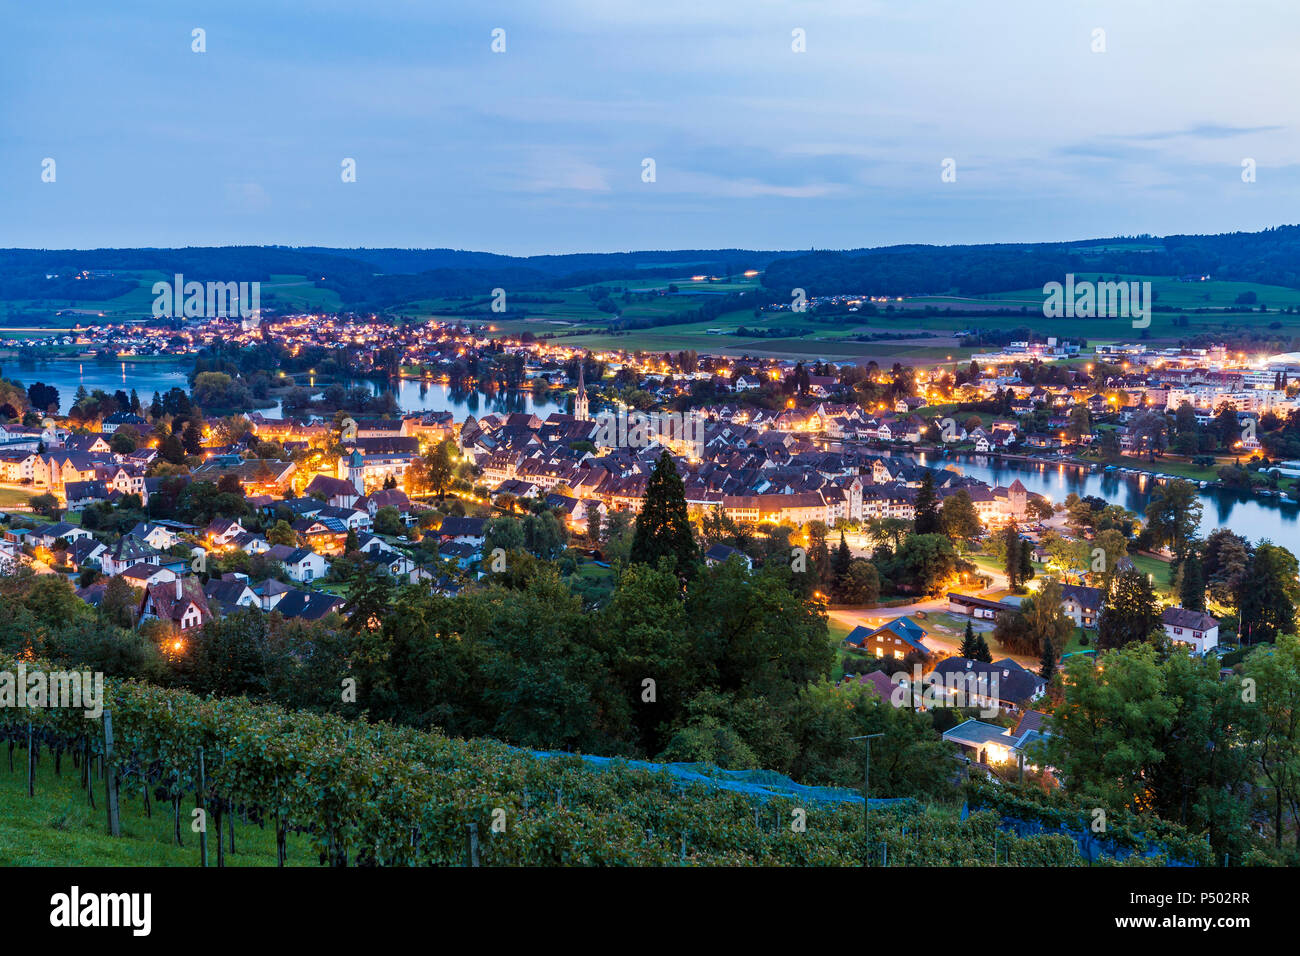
[3,358,565,421]
[902,451,1300,549]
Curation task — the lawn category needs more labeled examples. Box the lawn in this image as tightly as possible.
[1130,553,1175,596]
[0,486,33,509]
[0,741,307,866]
[1087,453,1224,483]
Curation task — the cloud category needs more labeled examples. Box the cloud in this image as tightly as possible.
[1110,124,1286,142]
[224,182,271,212]
[509,153,612,193]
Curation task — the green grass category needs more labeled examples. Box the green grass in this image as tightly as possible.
[826,616,853,644]
[0,486,33,508]
[1061,628,1095,656]
[572,560,614,582]
[0,271,343,326]
[1087,453,1223,482]
[0,742,307,865]
[1130,553,1175,596]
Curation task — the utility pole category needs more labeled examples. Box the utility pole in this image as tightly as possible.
[850,733,884,867]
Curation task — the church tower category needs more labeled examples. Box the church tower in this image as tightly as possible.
[574,360,590,422]
[347,449,366,496]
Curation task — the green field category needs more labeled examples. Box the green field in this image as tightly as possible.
[0,742,306,866]
[7,264,1300,367]
[0,486,32,509]
[0,270,344,326]
[1131,553,1176,596]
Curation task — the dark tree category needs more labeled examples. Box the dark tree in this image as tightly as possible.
[913,471,940,535]
[1098,568,1161,649]
[959,619,978,658]
[630,451,698,576]
[1237,542,1300,645]
[27,381,59,413]
[1179,551,1206,612]
[1003,527,1022,590]
[831,531,852,597]
[1018,539,1035,585]
[1040,636,1057,680]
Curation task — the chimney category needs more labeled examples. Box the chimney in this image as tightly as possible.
[176,576,183,600]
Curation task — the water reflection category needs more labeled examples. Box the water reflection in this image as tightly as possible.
[912,451,1299,548]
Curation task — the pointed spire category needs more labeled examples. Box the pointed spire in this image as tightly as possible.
[575,357,590,422]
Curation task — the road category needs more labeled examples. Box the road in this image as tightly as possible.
[828,563,1041,668]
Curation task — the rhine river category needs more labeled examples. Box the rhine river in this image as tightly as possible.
[6,357,1293,548]
[3,358,565,421]
[903,451,1299,549]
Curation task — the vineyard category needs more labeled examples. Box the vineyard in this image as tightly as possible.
[0,654,1163,866]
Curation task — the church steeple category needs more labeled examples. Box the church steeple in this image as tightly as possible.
[575,359,590,422]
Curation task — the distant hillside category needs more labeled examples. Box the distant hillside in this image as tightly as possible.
[0,246,799,312]
[760,226,1300,298]
[3,226,1300,313]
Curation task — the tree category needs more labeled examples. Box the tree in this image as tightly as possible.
[992,580,1071,659]
[1237,541,1300,645]
[971,632,992,663]
[940,490,981,550]
[484,516,526,555]
[266,520,296,546]
[191,608,269,698]
[182,419,204,456]
[110,429,139,455]
[1203,529,1252,608]
[29,493,60,519]
[913,471,940,535]
[786,682,959,800]
[630,451,698,576]
[831,531,852,596]
[1242,635,1300,848]
[866,516,910,552]
[1023,577,1072,654]
[838,558,880,605]
[425,440,455,498]
[1066,404,1092,442]
[1179,550,1206,612]
[1092,528,1129,588]
[27,382,59,413]
[1098,568,1161,649]
[100,576,139,629]
[1063,493,1097,534]
[373,505,404,536]
[160,431,186,464]
[1018,536,1035,586]
[1002,526,1022,590]
[1040,636,1057,680]
[1145,479,1202,559]
[1046,645,1175,809]
[959,620,979,658]
[891,533,959,596]
[523,510,569,561]
[341,561,394,635]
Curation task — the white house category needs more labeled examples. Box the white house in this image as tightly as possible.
[267,545,330,583]
[1161,607,1220,654]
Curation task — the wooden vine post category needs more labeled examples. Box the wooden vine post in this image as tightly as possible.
[102,710,120,837]
[196,746,208,867]
[26,722,34,798]
[465,823,480,867]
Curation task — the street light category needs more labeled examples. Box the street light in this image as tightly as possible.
[849,732,884,866]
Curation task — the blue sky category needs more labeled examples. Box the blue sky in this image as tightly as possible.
[2,0,1297,254]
